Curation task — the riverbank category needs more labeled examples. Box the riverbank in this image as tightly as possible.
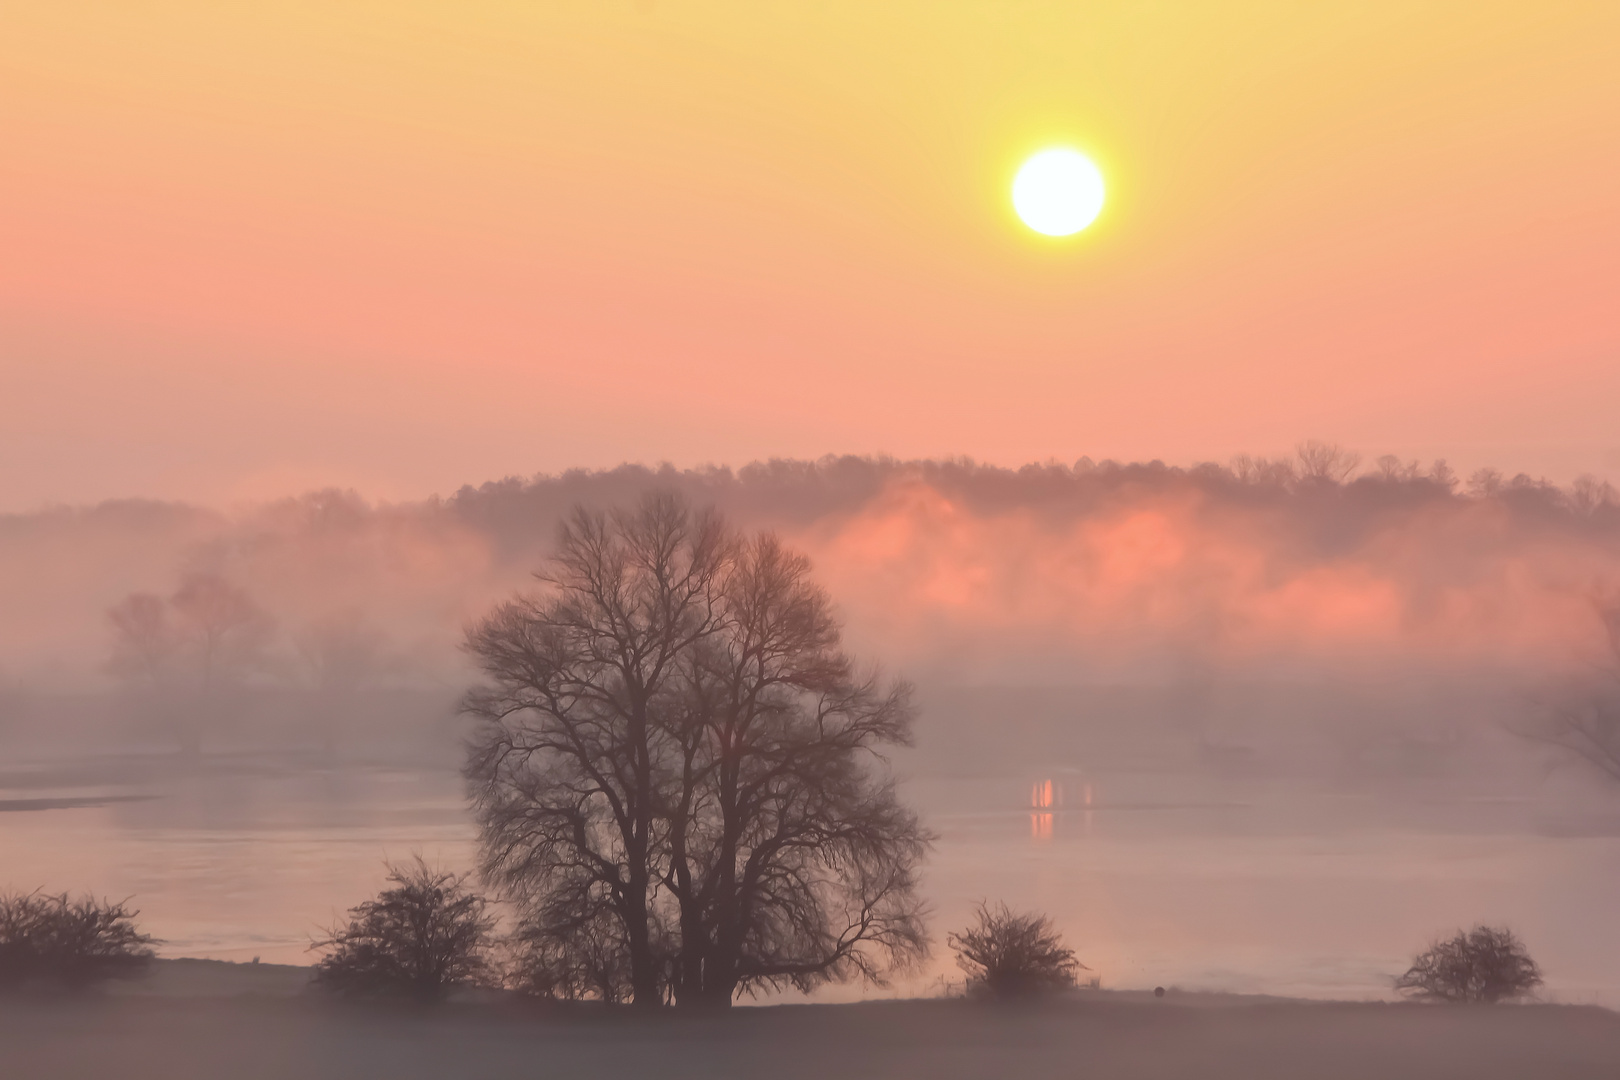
[5,961,1617,1080]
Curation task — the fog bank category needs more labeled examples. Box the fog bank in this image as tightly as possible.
[2,453,1617,771]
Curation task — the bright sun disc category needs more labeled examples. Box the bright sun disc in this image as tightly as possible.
[1013,149,1105,236]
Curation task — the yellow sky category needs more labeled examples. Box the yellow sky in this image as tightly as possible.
[3,1,1618,507]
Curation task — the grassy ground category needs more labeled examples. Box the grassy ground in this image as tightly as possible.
[4,961,1618,1079]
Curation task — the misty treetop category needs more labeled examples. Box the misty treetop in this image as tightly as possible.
[462,493,931,1008]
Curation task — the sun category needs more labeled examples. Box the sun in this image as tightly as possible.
[1012,149,1105,237]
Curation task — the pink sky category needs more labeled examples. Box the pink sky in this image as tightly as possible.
[3,2,1618,510]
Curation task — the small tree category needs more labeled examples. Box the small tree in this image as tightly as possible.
[312,859,495,1002]
[1395,925,1543,1003]
[0,891,156,991]
[947,902,1085,998]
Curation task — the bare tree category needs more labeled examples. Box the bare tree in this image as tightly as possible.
[1296,440,1361,485]
[107,593,178,685]
[463,494,929,1009]
[0,891,156,992]
[1468,467,1505,498]
[1228,454,1260,484]
[947,901,1084,998]
[1525,595,1620,784]
[664,533,930,1006]
[169,573,272,694]
[294,610,393,753]
[312,858,495,1002]
[1538,695,1620,783]
[464,494,730,1008]
[0,666,24,738]
[295,611,388,694]
[1374,455,1423,483]
[107,574,272,753]
[1395,925,1542,1003]
[1571,475,1618,516]
[1229,454,1297,487]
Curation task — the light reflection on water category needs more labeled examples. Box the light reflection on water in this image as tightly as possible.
[3,753,1620,1005]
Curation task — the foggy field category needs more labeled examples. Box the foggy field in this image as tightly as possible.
[5,983,1618,1080]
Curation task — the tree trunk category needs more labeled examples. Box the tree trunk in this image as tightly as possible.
[624,866,659,1008]
[626,696,660,1009]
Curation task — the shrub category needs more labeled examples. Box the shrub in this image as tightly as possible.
[947,901,1085,998]
[1395,925,1543,1003]
[312,858,496,1002]
[0,891,156,991]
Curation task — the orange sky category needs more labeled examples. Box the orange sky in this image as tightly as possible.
[3,1,1618,509]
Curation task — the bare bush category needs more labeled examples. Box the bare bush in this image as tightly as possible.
[947,902,1085,998]
[1395,925,1543,1003]
[0,891,156,991]
[312,859,495,1002]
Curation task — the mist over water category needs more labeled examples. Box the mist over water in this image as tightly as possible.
[3,455,1620,1003]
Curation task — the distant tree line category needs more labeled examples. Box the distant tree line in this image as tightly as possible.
[443,446,1620,531]
[89,445,1620,760]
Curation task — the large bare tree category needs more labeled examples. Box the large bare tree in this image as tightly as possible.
[664,533,928,1006]
[463,494,929,1008]
[463,494,729,1007]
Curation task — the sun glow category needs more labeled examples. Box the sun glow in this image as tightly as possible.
[1012,149,1105,236]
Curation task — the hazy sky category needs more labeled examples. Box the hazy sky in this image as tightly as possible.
[4,1,1618,509]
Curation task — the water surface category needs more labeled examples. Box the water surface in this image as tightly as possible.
[3,752,1617,1005]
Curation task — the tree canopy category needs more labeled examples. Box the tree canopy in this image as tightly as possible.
[464,493,930,1007]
